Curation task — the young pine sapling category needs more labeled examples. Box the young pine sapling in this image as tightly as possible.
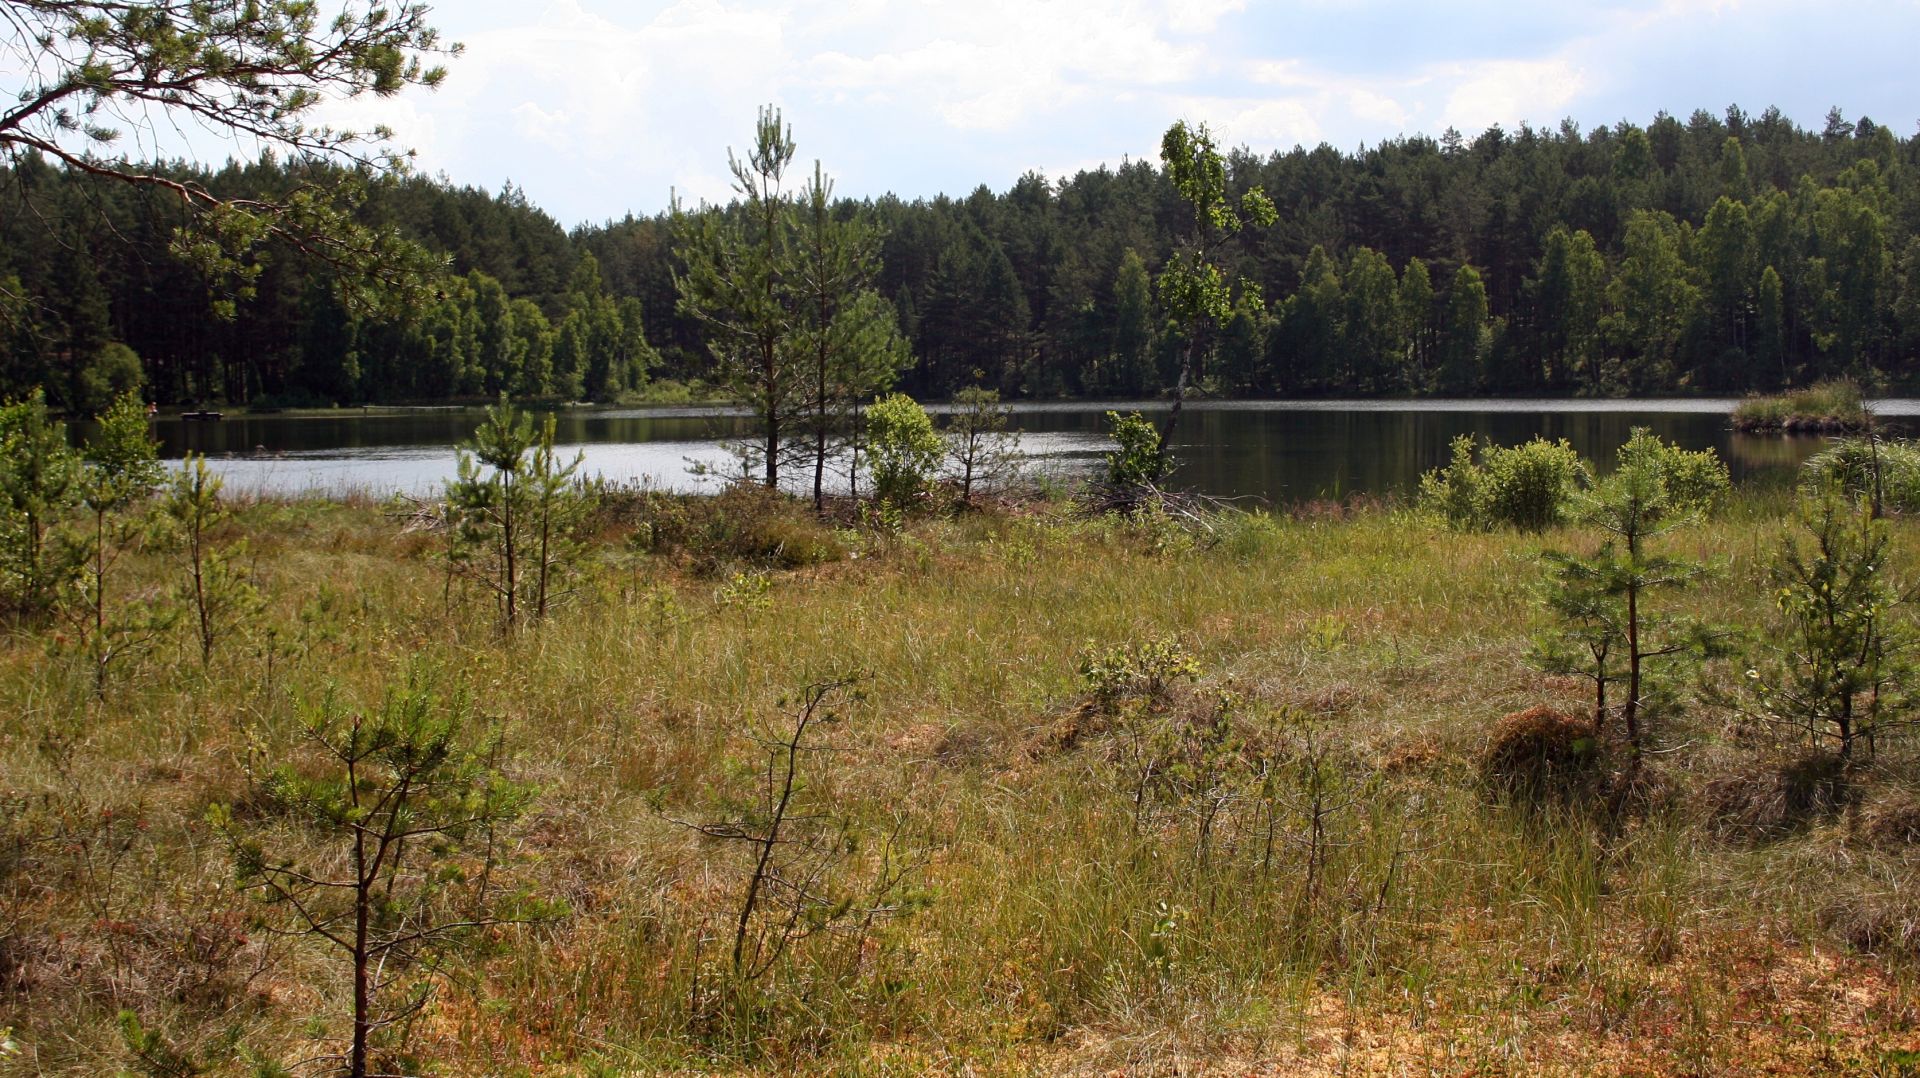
[164,453,261,667]
[211,673,546,1078]
[675,672,923,988]
[446,401,586,630]
[1532,436,1725,756]
[944,383,1021,504]
[71,391,171,695]
[0,389,82,619]
[1743,490,1917,765]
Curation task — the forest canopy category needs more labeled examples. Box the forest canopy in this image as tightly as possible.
[3,104,1919,410]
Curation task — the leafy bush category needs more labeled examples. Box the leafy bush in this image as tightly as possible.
[1103,410,1167,487]
[866,393,944,508]
[1078,635,1201,713]
[1615,427,1730,514]
[1419,435,1588,530]
[1801,437,1920,514]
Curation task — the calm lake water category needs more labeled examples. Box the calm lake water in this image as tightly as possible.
[146,399,1920,506]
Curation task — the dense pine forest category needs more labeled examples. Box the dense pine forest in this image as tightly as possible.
[4,104,1919,412]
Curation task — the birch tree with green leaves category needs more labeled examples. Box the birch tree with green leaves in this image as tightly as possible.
[1154,120,1277,473]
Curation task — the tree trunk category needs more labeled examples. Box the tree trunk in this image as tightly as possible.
[352,831,371,1078]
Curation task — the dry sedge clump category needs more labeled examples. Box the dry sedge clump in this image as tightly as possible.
[1824,888,1920,956]
[620,484,847,571]
[1479,705,1600,797]
[1858,788,1920,847]
[1697,752,1849,841]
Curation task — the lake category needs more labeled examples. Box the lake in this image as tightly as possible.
[148,399,1920,505]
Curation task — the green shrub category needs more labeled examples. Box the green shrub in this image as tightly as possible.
[866,393,943,508]
[1103,410,1167,487]
[1616,427,1730,514]
[1419,435,1587,530]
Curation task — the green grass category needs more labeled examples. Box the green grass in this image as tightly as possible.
[4,491,1920,1075]
[1731,379,1871,432]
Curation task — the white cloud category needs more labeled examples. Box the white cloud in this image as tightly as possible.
[1440,58,1586,133]
[1346,88,1410,130]
[1164,0,1249,34]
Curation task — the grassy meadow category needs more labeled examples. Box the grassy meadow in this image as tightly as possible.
[4,483,1920,1076]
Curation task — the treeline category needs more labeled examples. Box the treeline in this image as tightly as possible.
[3,104,1919,409]
[0,153,659,409]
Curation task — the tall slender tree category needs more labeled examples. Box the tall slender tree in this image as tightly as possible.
[1154,120,1276,468]
[675,108,805,487]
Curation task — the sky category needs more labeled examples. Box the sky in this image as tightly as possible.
[307,0,1920,226]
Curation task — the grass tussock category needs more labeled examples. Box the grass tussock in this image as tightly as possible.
[3,488,1920,1074]
[1732,378,1870,433]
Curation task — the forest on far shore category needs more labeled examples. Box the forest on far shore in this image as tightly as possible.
[4,103,1919,412]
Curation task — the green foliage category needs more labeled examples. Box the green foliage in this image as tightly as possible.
[675,107,900,493]
[82,391,165,515]
[1742,492,1916,761]
[212,669,542,1078]
[1533,454,1720,750]
[1154,118,1276,460]
[1419,435,1588,531]
[76,342,146,414]
[447,400,587,629]
[1078,635,1200,712]
[1616,427,1730,514]
[1732,379,1870,432]
[944,383,1021,502]
[164,454,261,666]
[72,391,170,693]
[3,1,454,318]
[864,393,943,508]
[0,389,83,617]
[1102,410,1168,488]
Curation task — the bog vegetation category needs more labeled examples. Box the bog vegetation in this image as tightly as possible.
[8,12,1920,1074]
[2,387,1920,1076]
